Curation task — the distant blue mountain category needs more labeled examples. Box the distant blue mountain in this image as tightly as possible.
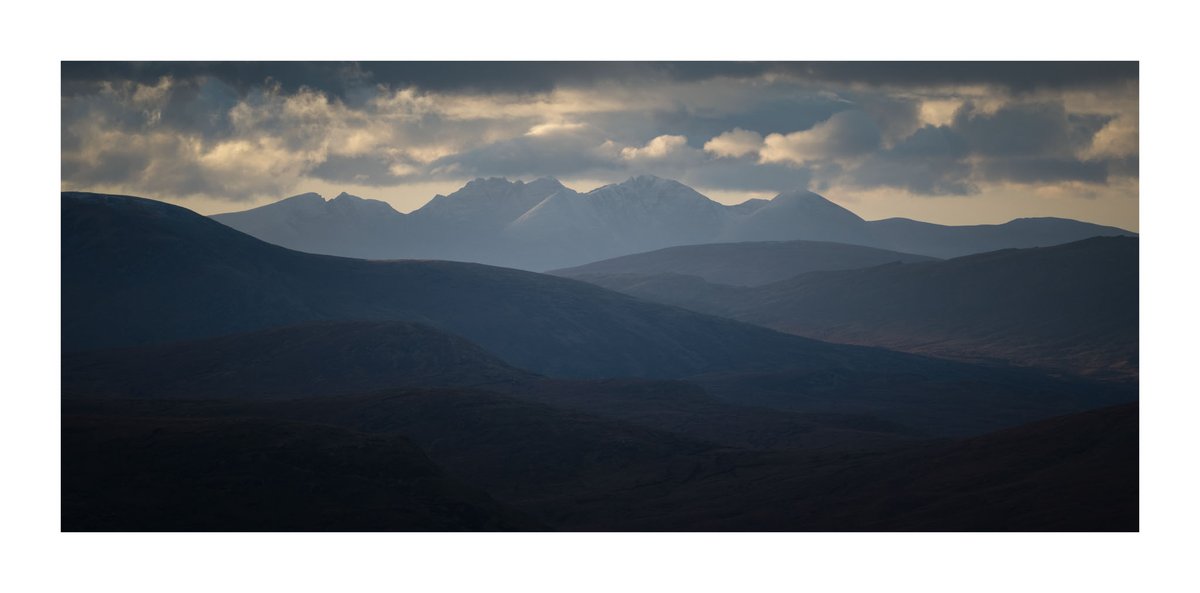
[210,176,1135,270]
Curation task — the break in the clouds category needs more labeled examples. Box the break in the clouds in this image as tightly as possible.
[60,61,1139,228]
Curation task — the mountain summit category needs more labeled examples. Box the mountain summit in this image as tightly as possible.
[211,177,1135,270]
[210,191,404,259]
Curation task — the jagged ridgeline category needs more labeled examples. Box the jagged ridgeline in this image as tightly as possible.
[210,176,1135,271]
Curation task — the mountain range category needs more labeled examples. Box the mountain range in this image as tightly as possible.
[211,175,1135,271]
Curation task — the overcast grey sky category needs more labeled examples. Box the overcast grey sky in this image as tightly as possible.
[60,62,1138,229]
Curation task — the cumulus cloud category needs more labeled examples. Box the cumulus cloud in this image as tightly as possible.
[704,128,764,158]
[759,110,882,165]
[1084,114,1139,158]
[620,135,692,161]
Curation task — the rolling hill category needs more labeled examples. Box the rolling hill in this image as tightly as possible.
[567,237,1138,378]
[63,320,536,399]
[553,239,937,286]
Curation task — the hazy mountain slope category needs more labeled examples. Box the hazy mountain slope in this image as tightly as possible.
[722,189,870,244]
[64,191,936,379]
[402,177,574,267]
[559,272,746,316]
[211,178,572,267]
[408,176,569,231]
[864,216,1136,259]
[64,320,536,399]
[209,176,1133,270]
[737,236,1139,377]
[62,413,539,531]
[504,175,731,269]
[572,237,1138,378]
[553,239,936,286]
[210,191,407,259]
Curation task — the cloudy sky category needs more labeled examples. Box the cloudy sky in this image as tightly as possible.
[61,62,1138,229]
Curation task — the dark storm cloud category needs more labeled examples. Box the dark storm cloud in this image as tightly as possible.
[62,62,371,98]
[643,97,855,145]
[1066,113,1115,152]
[62,61,1139,98]
[952,102,1084,156]
[309,155,415,186]
[1108,156,1139,178]
[977,157,1110,185]
[782,62,1138,92]
[61,145,151,186]
[849,93,923,144]
[155,77,242,139]
[845,125,974,195]
[428,126,621,179]
[63,62,697,97]
[890,125,970,158]
[849,154,975,195]
[816,109,884,156]
[841,102,1123,191]
[683,160,814,193]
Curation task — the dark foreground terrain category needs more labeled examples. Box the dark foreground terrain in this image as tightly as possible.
[61,192,1138,531]
[63,397,1137,531]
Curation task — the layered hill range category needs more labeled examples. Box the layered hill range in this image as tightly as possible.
[62,192,1137,531]
[62,191,1130,432]
[556,237,1138,379]
[211,176,1134,271]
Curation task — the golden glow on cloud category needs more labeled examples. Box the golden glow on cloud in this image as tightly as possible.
[918,99,962,127]
[525,122,589,136]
